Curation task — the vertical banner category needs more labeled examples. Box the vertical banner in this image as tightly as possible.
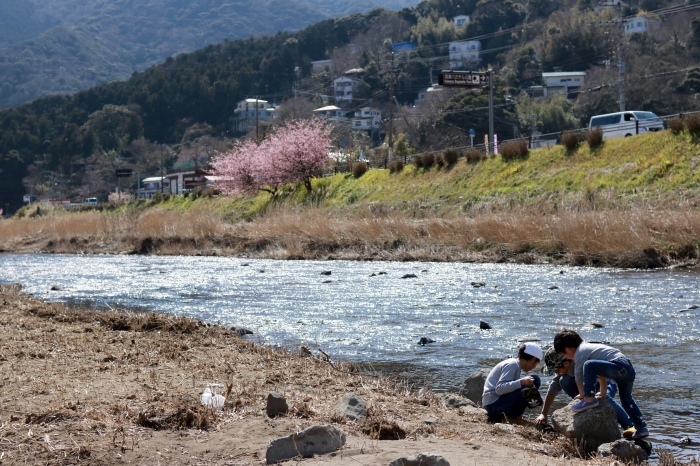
[484,134,489,154]
[494,134,499,155]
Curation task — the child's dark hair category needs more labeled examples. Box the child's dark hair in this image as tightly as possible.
[553,329,583,354]
[518,345,536,361]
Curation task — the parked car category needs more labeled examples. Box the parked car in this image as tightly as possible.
[84,197,98,206]
[589,111,664,140]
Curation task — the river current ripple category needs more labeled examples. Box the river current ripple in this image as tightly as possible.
[1,254,698,461]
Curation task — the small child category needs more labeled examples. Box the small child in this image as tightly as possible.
[553,329,648,439]
[482,343,543,423]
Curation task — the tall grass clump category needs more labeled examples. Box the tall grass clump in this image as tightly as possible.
[499,139,529,161]
[352,161,368,178]
[388,159,404,173]
[585,126,603,148]
[464,148,486,164]
[443,148,459,165]
[667,118,684,135]
[561,130,581,150]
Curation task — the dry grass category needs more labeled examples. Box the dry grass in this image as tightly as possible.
[2,201,700,267]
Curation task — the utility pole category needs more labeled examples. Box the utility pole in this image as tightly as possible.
[488,68,495,154]
[618,41,625,112]
[388,50,395,162]
[617,7,625,112]
[255,97,260,141]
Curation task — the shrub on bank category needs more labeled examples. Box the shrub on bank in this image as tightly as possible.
[499,139,529,161]
[443,148,459,165]
[421,153,435,168]
[388,160,404,173]
[685,113,700,135]
[585,127,603,148]
[561,130,581,150]
[668,118,684,135]
[352,161,368,178]
[435,154,445,168]
[464,148,486,164]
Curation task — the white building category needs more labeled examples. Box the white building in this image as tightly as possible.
[137,176,170,199]
[624,15,661,35]
[453,15,470,27]
[351,107,382,131]
[448,41,481,69]
[311,59,331,73]
[232,99,275,133]
[313,105,347,121]
[593,0,627,13]
[333,76,363,103]
[541,71,586,97]
[414,84,443,106]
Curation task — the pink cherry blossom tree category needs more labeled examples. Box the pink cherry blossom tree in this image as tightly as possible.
[209,138,262,194]
[210,119,332,195]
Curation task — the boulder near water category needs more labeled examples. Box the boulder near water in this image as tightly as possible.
[551,398,620,454]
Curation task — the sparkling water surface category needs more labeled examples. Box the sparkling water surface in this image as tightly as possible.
[1,254,698,461]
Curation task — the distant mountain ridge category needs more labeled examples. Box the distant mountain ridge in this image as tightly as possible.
[0,0,418,108]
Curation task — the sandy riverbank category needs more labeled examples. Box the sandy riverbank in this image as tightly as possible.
[0,283,611,466]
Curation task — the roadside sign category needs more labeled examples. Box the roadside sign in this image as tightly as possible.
[438,71,487,87]
[115,169,133,178]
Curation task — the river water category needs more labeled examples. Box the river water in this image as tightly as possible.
[1,254,698,461]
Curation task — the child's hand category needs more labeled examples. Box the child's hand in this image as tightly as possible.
[520,376,535,387]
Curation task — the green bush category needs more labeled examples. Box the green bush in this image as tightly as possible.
[352,161,368,178]
[464,148,486,164]
[499,139,529,161]
[443,148,459,165]
[388,159,404,174]
[667,118,684,135]
[561,130,581,150]
[585,126,603,148]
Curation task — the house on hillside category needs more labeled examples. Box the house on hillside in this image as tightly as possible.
[624,14,661,35]
[137,176,169,199]
[449,40,481,69]
[453,15,470,27]
[232,98,275,133]
[333,76,363,103]
[593,0,627,13]
[311,59,331,73]
[414,84,443,106]
[541,71,586,98]
[392,41,418,55]
[351,107,382,131]
[313,105,347,121]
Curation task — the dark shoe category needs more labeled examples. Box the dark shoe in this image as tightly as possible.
[632,427,649,439]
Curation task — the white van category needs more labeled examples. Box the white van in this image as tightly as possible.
[85,197,98,206]
[588,111,664,140]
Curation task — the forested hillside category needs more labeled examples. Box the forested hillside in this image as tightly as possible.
[0,0,698,214]
[0,0,419,109]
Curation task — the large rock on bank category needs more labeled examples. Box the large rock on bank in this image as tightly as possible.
[551,398,620,453]
[598,439,649,464]
[460,368,489,406]
[266,425,346,464]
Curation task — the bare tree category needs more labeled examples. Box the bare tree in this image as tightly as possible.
[275,97,317,124]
